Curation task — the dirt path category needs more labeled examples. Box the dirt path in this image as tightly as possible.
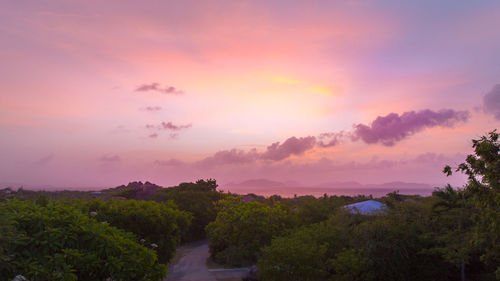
[165,240,216,281]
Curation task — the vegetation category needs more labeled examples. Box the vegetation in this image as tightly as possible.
[0,130,498,280]
[154,179,226,242]
[254,130,500,281]
[0,200,166,281]
[80,199,191,264]
[206,197,293,266]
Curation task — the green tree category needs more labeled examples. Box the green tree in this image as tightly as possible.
[154,179,225,241]
[82,199,191,264]
[2,199,166,281]
[431,185,474,281]
[444,130,500,279]
[258,222,348,281]
[0,204,24,278]
[206,197,292,266]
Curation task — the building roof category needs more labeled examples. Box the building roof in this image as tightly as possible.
[344,200,387,215]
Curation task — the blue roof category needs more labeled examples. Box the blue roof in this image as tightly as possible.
[344,200,387,215]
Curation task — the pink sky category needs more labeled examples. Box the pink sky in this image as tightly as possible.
[1,0,499,189]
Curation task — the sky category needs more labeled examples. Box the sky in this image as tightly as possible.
[1,0,499,189]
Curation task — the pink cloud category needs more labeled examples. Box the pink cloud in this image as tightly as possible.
[145,122,192,139]
[100,154,121,162]
[317,132,346,148]
[143,106,162,111]
[160,122,192,131]
[34,154,54,166]
[483,84,500,120]
[155,158,184,166]
[196,148,260,167]
[135,83,184,95]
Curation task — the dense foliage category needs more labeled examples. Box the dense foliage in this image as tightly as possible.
[154,179,226,241]
[206,197,293,266]
[0,200,167,281]
[80,199,191,264]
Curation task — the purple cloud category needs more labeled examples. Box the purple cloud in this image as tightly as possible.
[155,158,184,166]
[143,106,162,111]
[317,132,346,147]
[483,84,500,120]
[145,122,192,138]
[160,122,192,131]
[146,122,192,131]
[135,82,184,95]
[260,136,316,161]
[100,155,121,162]
[186,108,470,168]
[34,154,54,166]
[352,109,470,146]
[196,148,260,167]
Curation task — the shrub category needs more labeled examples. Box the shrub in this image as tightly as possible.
[82,199,192,264]
[1,199,166,281]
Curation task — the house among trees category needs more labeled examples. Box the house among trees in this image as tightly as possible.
[344,200,387,215]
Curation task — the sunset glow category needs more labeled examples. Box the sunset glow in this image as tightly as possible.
[1,0,499,189]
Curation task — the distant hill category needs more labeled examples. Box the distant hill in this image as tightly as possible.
[226,179,289,188]
[315,181,434,190]
[223,179,436,197]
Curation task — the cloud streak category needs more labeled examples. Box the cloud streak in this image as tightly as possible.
[100,155,121,162]
[34,154,54,166]
[261,136,316,161]
[351,109,470,146]
[135,83,184,95]
[146,122,192,131]
[196,148,260,167]
[196,136,317,167]
[145,121,192,139]
[155,158,185,166]
[143,106,162,111]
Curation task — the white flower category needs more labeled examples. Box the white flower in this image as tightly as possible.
[90,211,98,217]
[140,239,145,243]
[150,243,158,248]
[12,275,28,281]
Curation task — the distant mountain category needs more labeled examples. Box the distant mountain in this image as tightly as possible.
[223,179,436,197]
[365,181,436,190]
[314,181,365,189]
[316,181,434,190]
[226,179,291,188]
[0,182,57,190]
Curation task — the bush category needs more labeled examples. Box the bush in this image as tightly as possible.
[81,199,192,264]
[154,179,225,241]
[1,199,166,281]
[206,197,292,266]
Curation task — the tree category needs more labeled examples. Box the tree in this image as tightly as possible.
[206,197,292,266]
[154,179,225,241]
[2,199,167,281]
[82,199,191,264]
[431,185,473,281]
[444,130,500,279]
[258,222,352,281]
